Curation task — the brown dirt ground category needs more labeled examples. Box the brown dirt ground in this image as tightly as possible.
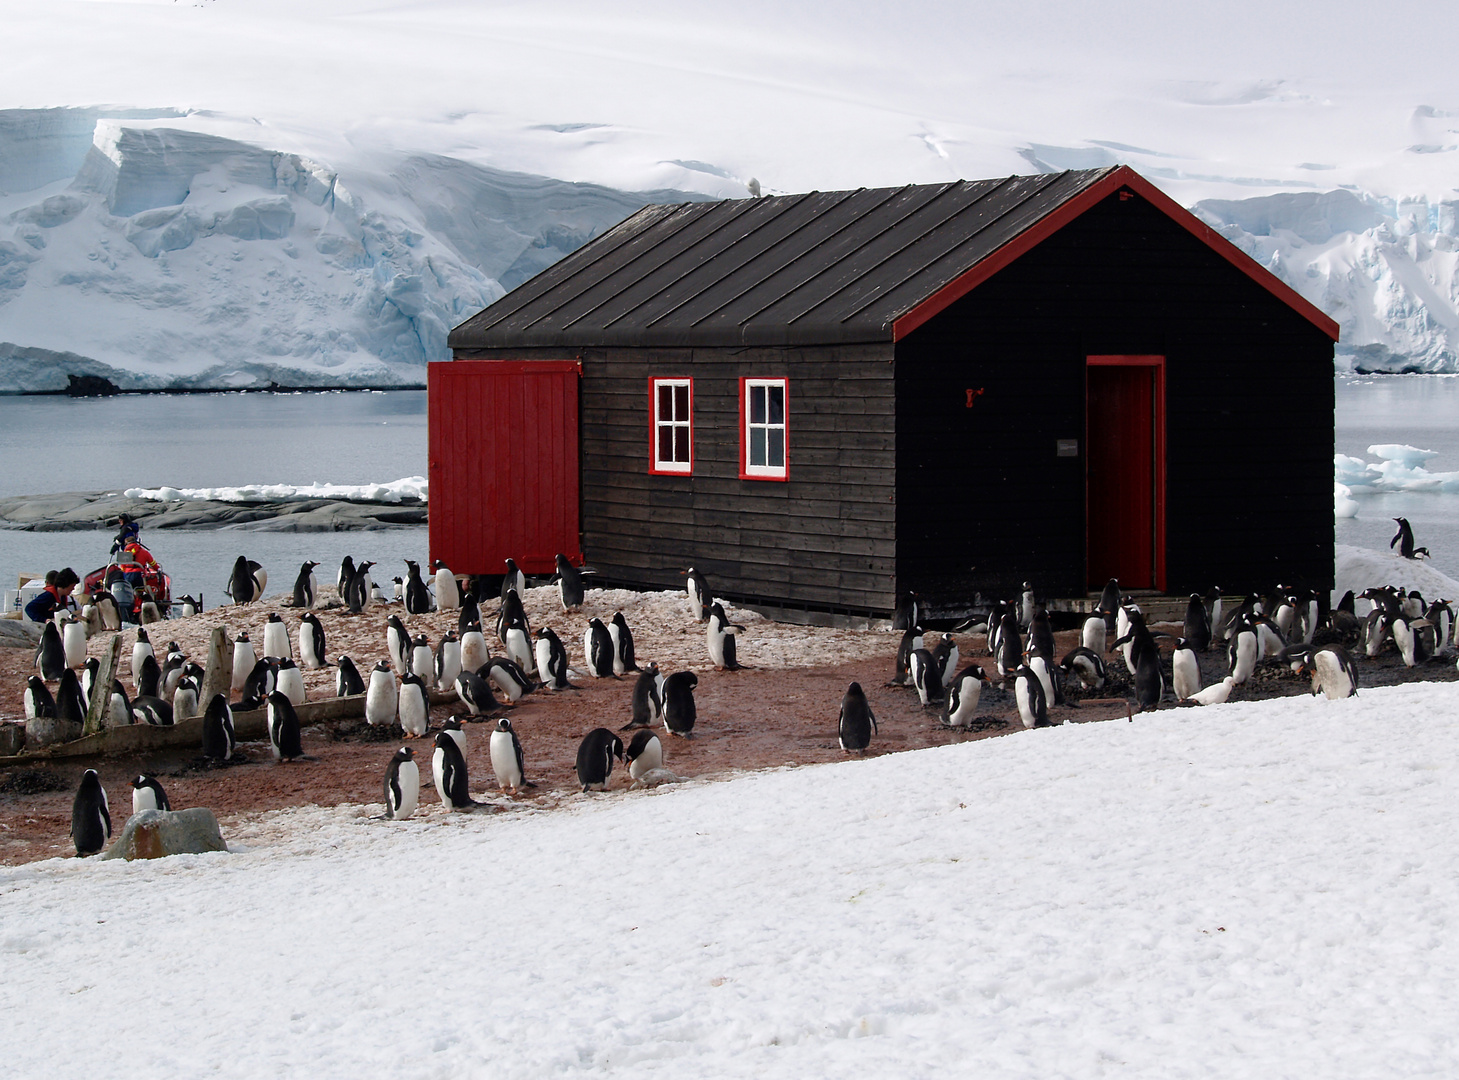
[2,591,1453,866]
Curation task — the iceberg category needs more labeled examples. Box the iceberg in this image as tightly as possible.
[121,476,428,505]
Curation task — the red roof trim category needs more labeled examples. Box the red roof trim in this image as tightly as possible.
[891,165,1340,343]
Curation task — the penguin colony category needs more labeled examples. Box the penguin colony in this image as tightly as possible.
[20,545,1458,854]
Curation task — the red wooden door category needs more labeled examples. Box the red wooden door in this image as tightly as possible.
[1086,357,1165,590]
[428,360,581,577]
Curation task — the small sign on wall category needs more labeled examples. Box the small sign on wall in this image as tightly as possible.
[1056,439,1079,457]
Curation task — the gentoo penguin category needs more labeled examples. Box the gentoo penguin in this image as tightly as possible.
[240,657,277,706]
[1115,612,1163,709]
[61,616,87,670]
[489,717,530,795]
[365,661,398,727]
[228,556,259,604]
[942,665,991,728]
[584,618,617,678]
[94,590,122,631]
[432,729,482,810]
[994,614,1022,679]
[1426,598,1453,648]
[230,631,254,693]
[500,559,526,602]
[172,675,200,723]
[1189,676,1237,706]
[909,647,942,707]
[159,645,188,698]
[454,669,499,716]
[391,577,404,602]
[931,632,960,689]
[201,694,235,761]
[1058,646,1107,691]
[1390,615,1433,668]
[295,613,326,670]
[1115,605,1137,675]
[1019,582,1037,629]
[837,681,878,751]
[456,593,481,638]
[431,561,459,610]
[684,566,711,622]
[460,621,491,674]
[1305,645,1360,699]
[82,656,101,705]
[706,602,746,671]
[555,553,585,611]
[409,633,435,688]
[337,555,356,601]
[1391,517,1420,560]
[624,662,663,729]
[985,600,1010,658]
[535,627,574,690]
[1028,653,1062,712]
[23,675,56,720]
[56,669,87,723]
[1184,594,1211,652]
[382,747,419,820]
[266,691,304,762]
[435,630,462,690]
[575,728,625,792]
[404,560,433,615]
[1207,587,1224,640]
[131,774,171,814]
[346,560,375,614]
[37,621,66,682]
[108,680,135,727]
[1172,638,1201,701]
[335,654,366,697]
[1013,665,1049,729]
[1228,619,1259,685]
[890,625,924,686]
[484,657,534,702]
[70,770,111,857]
[497,589,529,644]
[386,615,411,676]
[439,718,468,760]
[662,670,698,737]
[626,729,664,782]
[292,561,320,609]
[502,616,534,676]
[399,672,430,738]
[1096,578,1121,631]
[891,591,919,632]
[608,611,638,674]
[135,653,162,699]
[275,658,306,706]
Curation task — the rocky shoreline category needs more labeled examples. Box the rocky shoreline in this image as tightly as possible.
[0,491,427,532]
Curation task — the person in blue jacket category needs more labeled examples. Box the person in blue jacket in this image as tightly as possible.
[25,567,79,623]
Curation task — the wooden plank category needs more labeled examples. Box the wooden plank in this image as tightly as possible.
[82,634,124,737]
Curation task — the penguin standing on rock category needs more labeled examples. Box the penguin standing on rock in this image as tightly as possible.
[292,561,320,609]
[1391,517,1429,560]
[131,774,171,814]
[432,729,483,810]
[706,603,746,671]
[230,631,253,693]
[502,611,534,675]
[227,556,263,605]
[346,560,375,614]
[575,728,625,792]
[489,717,532,795]
[555,554,585,611]
[23,675,56,720]
[662,671,698,737]
[837,681,877,752]
[36,622,66,683]
[56,669,87,724]
[61,617,86,670]
[404,560,433,615]
[382,746,419,820]
[70,770,111,857]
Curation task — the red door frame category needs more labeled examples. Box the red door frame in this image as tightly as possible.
[1086,355,1166,591]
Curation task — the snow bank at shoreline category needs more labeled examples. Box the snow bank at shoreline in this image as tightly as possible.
[120,476,426,504]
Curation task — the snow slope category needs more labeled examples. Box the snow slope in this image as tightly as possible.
[4,682,1457,1077]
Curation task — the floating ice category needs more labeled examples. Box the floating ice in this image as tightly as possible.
[1333,445,1459,494]
[1333,481,1359,518]
[121,476,427,504]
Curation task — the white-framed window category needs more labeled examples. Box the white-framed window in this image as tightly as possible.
[740,377,788,480]
[649,377,693,474]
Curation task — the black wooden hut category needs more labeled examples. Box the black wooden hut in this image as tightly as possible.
[438,165,1338,619]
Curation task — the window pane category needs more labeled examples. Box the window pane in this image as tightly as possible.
[768,428,784,468]
[658,384,673,419]
[768,385,784,425]
[674,385,689,419]
[750,427,766,466]
[674,426,689,462]
[750,385,766,425]
[658,427,674,463]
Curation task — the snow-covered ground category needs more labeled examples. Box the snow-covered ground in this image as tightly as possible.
[3,1,1459,384]
[120,475,427,505]
[4,680,1457,1077]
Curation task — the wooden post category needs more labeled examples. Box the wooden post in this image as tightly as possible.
[83,634,124,737]
[199,626,233,710]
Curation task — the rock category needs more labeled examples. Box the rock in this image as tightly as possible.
[0,721,25,756]
[0,618,42,649]
[25,714,83,749]
[101,807,228,861]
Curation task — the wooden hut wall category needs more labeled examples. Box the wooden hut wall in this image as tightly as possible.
[896,190,1334,609]
[576,343,898,614]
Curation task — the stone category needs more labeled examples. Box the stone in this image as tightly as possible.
[25,714,83,749]
[0,721,25,756]
[101,807,228,861]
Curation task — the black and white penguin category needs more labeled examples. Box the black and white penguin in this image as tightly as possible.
[454,669,499,717]
[383,746,420,820]
[23,675,57,720]
[534,627,574,690]
[890,625,924,687]
[1426,598,1453,648]
[500,559,526,602]
[1207,587,1224,640]
[1027,653,1062,711]
[432,730,482,810]
[365,661,397,727]
[931,632,961,689]
[61,616,87,671]
[1183,594,1211,652]
[409,633,435,689]
[942,665,991,728]
[706,602,746,671]
[1115,612,1164,709]
[80,657,101,711]
[159,644,188,698]
[1228,618,1260,685]
[1305,644,1360,699]
[56,668,86,723]
[555,553,585,611]
[575,728,625,792]
[433,560,460,611]
[994,614,1022,680]
[228,556,260,605]
[36,621,66,682]
[135,653,162,699]
[662,670,698,737]
[584,618,617,678]
[292,561,320,609]
[201,694,235,761]
[266,691,304,762]
[909,647,942,707]
[241,657,277,706]
[1096,578,1121,630]
[484,657,534,702]
[70,770,111,857]
[292,612,324,669]
[384,614,410,676]
[1058,646,1107,691]
[275,658,306,706]
[624,662,663,729]
[108,680,135,727]
[891,591,919,632]
[608,611,638,675]
[1172,637,1201,701]
[684,566,711,622]
[335,654,365,697]
[337,555,356,601]
[346,560,375,614]
[626,729,663,782]
[172,675,200,723]
[230,630,254,693]
[94,590,123,631]
[497,589,529,644]
[435,630,462,690]
[129,626,154,686]
[1390,614,1434,668]
[439,718,467,758]
[261,612,290,661]
[489,717,530,795]
[404,560,433,615]
[1391,517,1420,560]
[502,616,534,676]
[1019,582,1037,629]
[131,774,171,814]
[1013,665,1049,729]
[459,621,490,673]
[456,593,481,638]
[399,672,430,738]
[837,681,878,751]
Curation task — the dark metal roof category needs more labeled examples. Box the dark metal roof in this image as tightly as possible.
[448,166,1339,349]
